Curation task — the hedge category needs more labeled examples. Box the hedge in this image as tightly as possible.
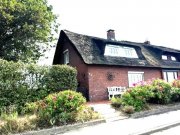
[0,59,77,113]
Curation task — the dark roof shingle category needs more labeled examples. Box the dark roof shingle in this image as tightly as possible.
[54,30,180,69]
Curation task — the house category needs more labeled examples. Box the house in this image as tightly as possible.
[53,30,180,101]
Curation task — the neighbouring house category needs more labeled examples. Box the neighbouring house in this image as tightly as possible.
[53,30,180,101]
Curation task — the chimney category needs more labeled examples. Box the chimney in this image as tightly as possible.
[144,40,150,45]
[107,29,115,40]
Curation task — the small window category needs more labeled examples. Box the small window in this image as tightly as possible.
[128,71,144,87]
[162,55,168,60]
[63,50,69,64]
[171,56,176,61]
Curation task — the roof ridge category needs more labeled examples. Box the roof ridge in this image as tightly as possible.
[62,29,180,52]
[63,29,106,41]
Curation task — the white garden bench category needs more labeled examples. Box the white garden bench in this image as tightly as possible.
[107,86,126,100]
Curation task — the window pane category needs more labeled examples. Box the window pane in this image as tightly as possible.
[174,72,178,79]
[63,50,69,64]
[163,72,167,82]
[162,55,167,60]
[128,72,144,87]
[171,56,176,61]
[167,72,174,82]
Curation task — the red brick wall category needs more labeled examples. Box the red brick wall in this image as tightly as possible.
[87,65,162,101]
[58,39,89,98]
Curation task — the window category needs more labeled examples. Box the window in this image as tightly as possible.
[162,55,168,60]
[63,50,69,64]
[104,45,138,58]
[128,71,144,87]
[104,45,119,56]
[163,71,178,82]
[171,56,176,61]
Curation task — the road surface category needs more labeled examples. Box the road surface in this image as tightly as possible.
[57,110,180,135]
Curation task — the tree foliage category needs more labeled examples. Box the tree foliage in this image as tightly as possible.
[0,0,58,62]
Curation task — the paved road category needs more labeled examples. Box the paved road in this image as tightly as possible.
[58,110,180,135]
[151,125,180,135]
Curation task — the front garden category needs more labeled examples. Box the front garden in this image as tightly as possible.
[111,78,180,114]
[1,58,180,134]
[0,59,99,134]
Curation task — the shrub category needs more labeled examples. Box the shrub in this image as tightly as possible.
[22,102,39,114]
[148,79,172,104]
[122,106,135,114]
[37,90,86,126]
[44,65,77,91]
[0,114,37,134]
[0,59,78,114]
[111,97,122,108]
[121,79,173,111]
[171,87,180,102]
[75,105,100,122]
[171,79,180,102]
[121,86,153,111]
[172,79,180,88]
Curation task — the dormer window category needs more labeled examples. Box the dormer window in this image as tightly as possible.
[162,55,168,60]
[171,56,176,61]
[104,45,138,58]
[162,54,177,61]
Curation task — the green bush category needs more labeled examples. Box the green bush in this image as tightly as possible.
[172,79,180,88]
[170,79,180,102]
[37,90,86,126]
[44,65,77,92]
[171,87,180,102]
[0,59,77,114]
[111,97,122,108]
[121,85,154,111]
[121,79,174,112]
[22,102,39,114]
[148,79,172,104]
[122,106,135,114]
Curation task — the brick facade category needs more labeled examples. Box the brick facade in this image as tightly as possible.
[87,65,162,101]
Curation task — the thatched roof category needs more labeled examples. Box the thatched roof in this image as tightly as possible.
[53,30,180,69]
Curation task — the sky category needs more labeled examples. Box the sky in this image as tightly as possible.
[40,0,180,65]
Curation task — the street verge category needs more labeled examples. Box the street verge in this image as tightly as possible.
[14,119,106,135]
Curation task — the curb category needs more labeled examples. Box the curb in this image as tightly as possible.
[130,103,180,118]
[131,120,180,135]
[14,119,106,135]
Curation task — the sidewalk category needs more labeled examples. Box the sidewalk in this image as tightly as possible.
[88,101,128,122]
[59,110,180,135]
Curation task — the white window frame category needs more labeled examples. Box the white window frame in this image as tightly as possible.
[163,70,178,82]
[104,45,138,58]
[128,71,144,87]
[123,47,138,58]
[63,49,69,64]
[162,55,168,60]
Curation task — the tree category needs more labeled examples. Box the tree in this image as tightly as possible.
[0,0,58,63]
